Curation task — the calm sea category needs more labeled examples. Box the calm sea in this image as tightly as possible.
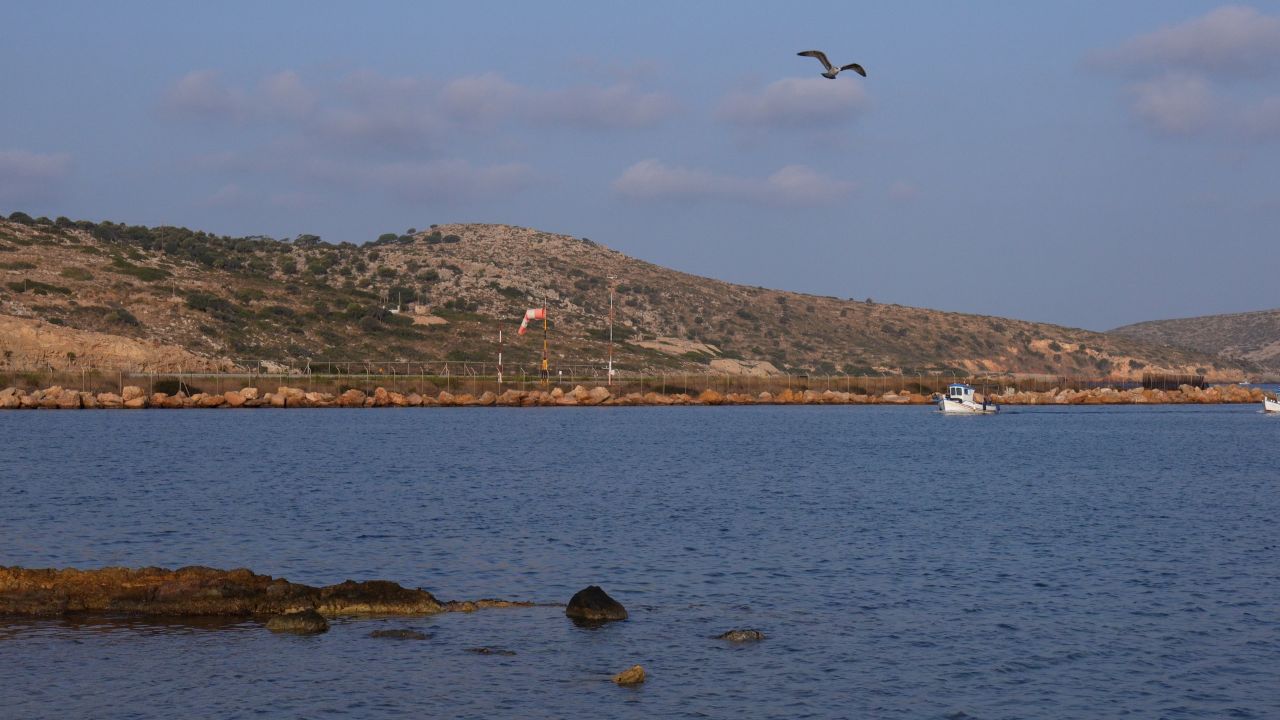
[1,405,1277,719]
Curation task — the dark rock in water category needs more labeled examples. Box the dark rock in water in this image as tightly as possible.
[565,585,627,622]
[265,609,328,634]
[466,646,517,656]
[369,628,429,640]
[716,629,766,642]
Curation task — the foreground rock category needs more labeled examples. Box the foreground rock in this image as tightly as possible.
[565,585,628,623]
[716,629,766,642]
[612,664,646,685]
[266,609,329,634]
[0,566,444,618]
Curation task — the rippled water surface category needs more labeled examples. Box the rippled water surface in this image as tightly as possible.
[1,406,1277,718]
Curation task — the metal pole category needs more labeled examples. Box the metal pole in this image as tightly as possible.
[541,297,549,387]
[607,275,616,386]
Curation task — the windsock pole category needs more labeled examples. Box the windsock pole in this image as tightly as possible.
[541,297,549,386]
[497,322,503,390]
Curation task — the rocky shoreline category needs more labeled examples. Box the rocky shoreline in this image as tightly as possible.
[0,382,1269,409]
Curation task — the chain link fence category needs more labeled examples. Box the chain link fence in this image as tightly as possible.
[0,363,1196,399]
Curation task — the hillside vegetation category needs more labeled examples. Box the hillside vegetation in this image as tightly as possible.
[0,212,1248,379]
[1110,310,1280,375]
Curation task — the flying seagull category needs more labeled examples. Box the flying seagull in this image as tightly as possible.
[797,50,866,79]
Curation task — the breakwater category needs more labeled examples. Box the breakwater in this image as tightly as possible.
[0,382,1266,409]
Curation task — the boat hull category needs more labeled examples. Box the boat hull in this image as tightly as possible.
[1265,397,1280,413]
[938,398,999,414]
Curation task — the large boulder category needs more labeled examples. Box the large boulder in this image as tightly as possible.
[698,389,725,405]
[197,394,226,408]
[587,386,612,405]
[121,386,145,402]
[372,387,391,407]
[277,386,307,407]
[565,585,627,622]
[38,387,63,409]
[265,609,329,635]
[123,395,147,409]
[224,390,246,408]
[0,388,20,409]
[239,387,260,401]
[96,392,123,409]
[338,389,366,408]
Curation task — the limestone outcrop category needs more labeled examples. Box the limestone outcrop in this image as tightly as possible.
[0,566,444,618]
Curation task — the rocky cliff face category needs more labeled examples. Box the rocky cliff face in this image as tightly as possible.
[0,215,1247,379]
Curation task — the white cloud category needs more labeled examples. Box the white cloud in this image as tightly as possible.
[717,77,869,129]
[200,182,246,208]
[258,71,317,118]
[1242,95,1280,138]
[1095,5,1280,77]
[1128,73,1215,135]
[532,84,675,129]
[612,159,855,207]
[888,180,919,202]
[440,73,525,123]
[0,150,73,204]
[364,160,539,202]
[163,70,246,120]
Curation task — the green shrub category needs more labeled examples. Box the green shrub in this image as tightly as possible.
[6,280,71,295]
[110,257,168,281]
[60,266,92,280]
[0,260,36,270]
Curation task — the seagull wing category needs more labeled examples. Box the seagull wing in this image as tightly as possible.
[798,50,833,72]
[840,63,867,77]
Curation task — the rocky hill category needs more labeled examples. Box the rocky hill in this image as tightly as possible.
[0,212,1249,379]
[1110,309,1280,375]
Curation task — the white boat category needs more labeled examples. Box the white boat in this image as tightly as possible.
[939,383,999,414]
[1265,391,1280,413]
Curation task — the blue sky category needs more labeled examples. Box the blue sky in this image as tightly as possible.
[2,1,1278,330]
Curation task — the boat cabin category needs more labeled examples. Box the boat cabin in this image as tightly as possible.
[946,384,975,402]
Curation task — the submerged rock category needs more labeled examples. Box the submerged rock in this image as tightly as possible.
[266,609,329,634]
[612,664,646,685]
[716,629,766,642]
[466,646,517,656]
[369,628,430,640]
[565,585,627,622]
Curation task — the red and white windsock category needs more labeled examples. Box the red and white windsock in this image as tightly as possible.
[518,307,546,335]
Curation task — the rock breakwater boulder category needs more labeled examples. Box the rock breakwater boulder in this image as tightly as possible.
[565,585,627,622]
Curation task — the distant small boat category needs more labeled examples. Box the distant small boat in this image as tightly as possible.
[939,383,999,414]
[1265,390,1280,414]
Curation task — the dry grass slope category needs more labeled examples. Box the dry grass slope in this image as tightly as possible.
[1110,310,1280,373]
[0,214,1248,379]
